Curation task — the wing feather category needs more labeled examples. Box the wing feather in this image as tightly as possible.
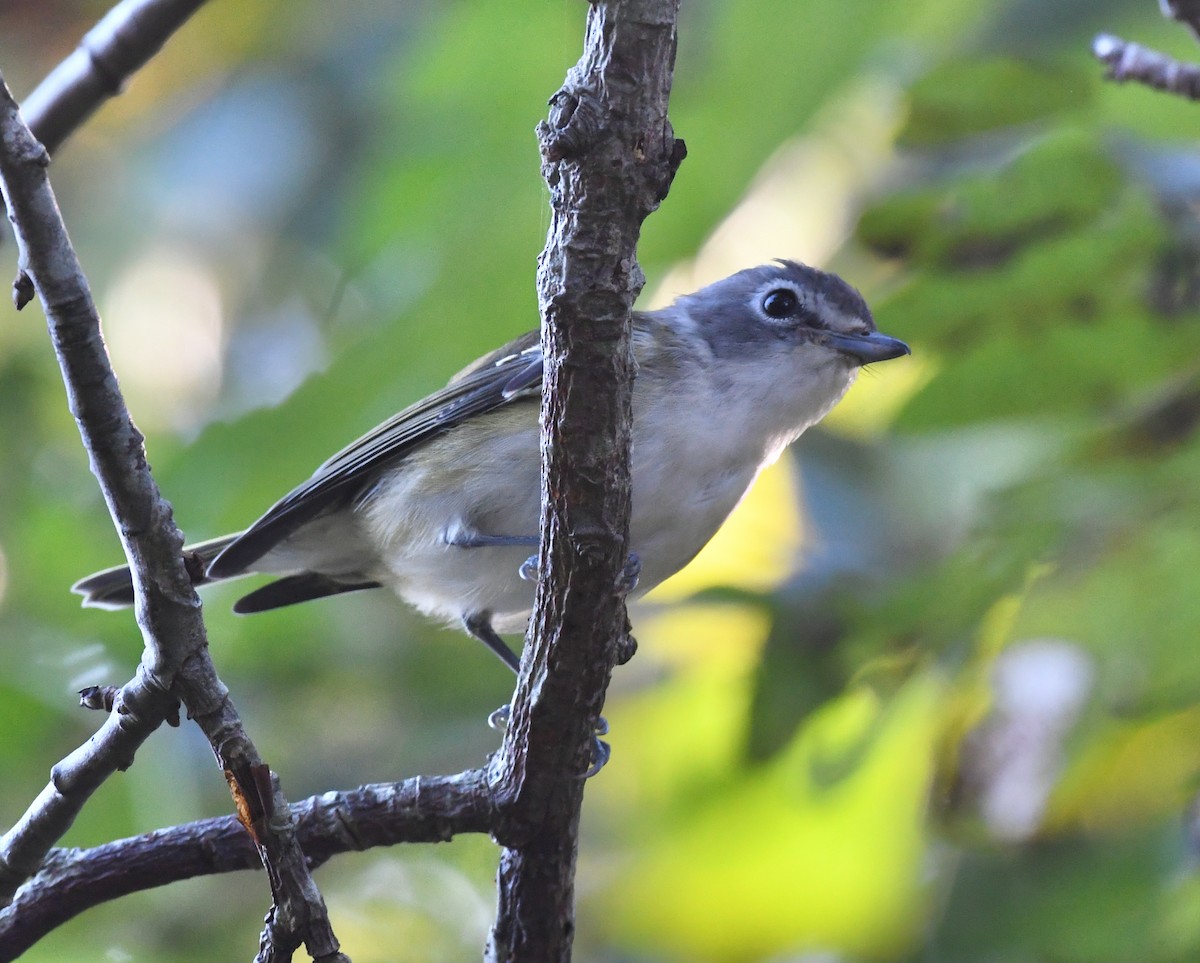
[208,330,542,577]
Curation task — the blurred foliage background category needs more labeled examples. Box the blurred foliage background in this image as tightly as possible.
[2,0,1200,960]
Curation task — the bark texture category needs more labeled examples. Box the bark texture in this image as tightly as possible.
[486,2,684,960]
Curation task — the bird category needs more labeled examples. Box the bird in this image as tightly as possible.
[73,260,910,672]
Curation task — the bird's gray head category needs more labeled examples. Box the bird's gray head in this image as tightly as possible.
[672,260,909,366]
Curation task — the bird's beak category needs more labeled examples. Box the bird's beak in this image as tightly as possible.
[823,330,910,365]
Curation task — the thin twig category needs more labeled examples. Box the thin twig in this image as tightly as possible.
[22,0,212,156]
[484,1,684,960]
[0,73,346,961]
[1093,33,1200,100]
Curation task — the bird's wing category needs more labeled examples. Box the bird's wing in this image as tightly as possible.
[208,330,543,577]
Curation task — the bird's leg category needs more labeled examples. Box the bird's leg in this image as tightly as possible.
[451,526,629,776]
[445,529,540,550]
[442,525,544,584]
[463,611,521,672]
[465,607,612,777]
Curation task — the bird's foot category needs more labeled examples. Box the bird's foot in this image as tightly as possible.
[616,552,641,594]
[584,716,611,777]
[488,703,611,777]
[487,703,511,731]
[518,551,640,593]
[616,631,638,666]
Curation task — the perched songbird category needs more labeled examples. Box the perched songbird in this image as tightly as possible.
[74,261,909,671]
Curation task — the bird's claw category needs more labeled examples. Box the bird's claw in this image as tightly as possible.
[584,733,611,778]
[519,552,640,595]
[488,703,611,776]
[582,714,611,776]
[616,552,641,595]
[616,631,638,665]
[488,703,511,731]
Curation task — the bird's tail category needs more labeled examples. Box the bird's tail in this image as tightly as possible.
[71,534,242,609]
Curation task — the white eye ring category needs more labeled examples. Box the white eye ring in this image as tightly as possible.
[755,280,813,325]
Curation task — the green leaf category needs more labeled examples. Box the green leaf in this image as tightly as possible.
[900,58,1095,146]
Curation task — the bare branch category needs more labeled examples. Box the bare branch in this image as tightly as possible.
[0,771,494,959]
[0,69,187,904]
[0,73,346,960]
[22,0,212,156]
[485,1,684,959]
[1093,33,1200,100]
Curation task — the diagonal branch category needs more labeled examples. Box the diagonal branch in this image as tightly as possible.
[0,771,493,960]
[1093,33,1200,99]
[485,1,684,959]
[22,0,213,156]
[0,74,345,962]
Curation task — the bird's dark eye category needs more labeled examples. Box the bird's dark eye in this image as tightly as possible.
[762,288,800,319]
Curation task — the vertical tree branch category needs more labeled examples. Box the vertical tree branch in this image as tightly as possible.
[486,1,683,959]
[0,76,346,962]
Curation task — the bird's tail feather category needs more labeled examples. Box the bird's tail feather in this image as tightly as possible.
[72,534,242,609]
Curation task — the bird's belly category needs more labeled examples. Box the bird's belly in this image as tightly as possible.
[360,427,544,631]
[628,458,759,591]
[359,408,766,631]
[386,539,538,632]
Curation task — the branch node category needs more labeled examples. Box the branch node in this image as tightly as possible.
[661,136,687,199]
[539,89,602,161]
[615,631,637,666]
[78,685,118,713]
[12,269,33,309]
[79,40,128,97]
